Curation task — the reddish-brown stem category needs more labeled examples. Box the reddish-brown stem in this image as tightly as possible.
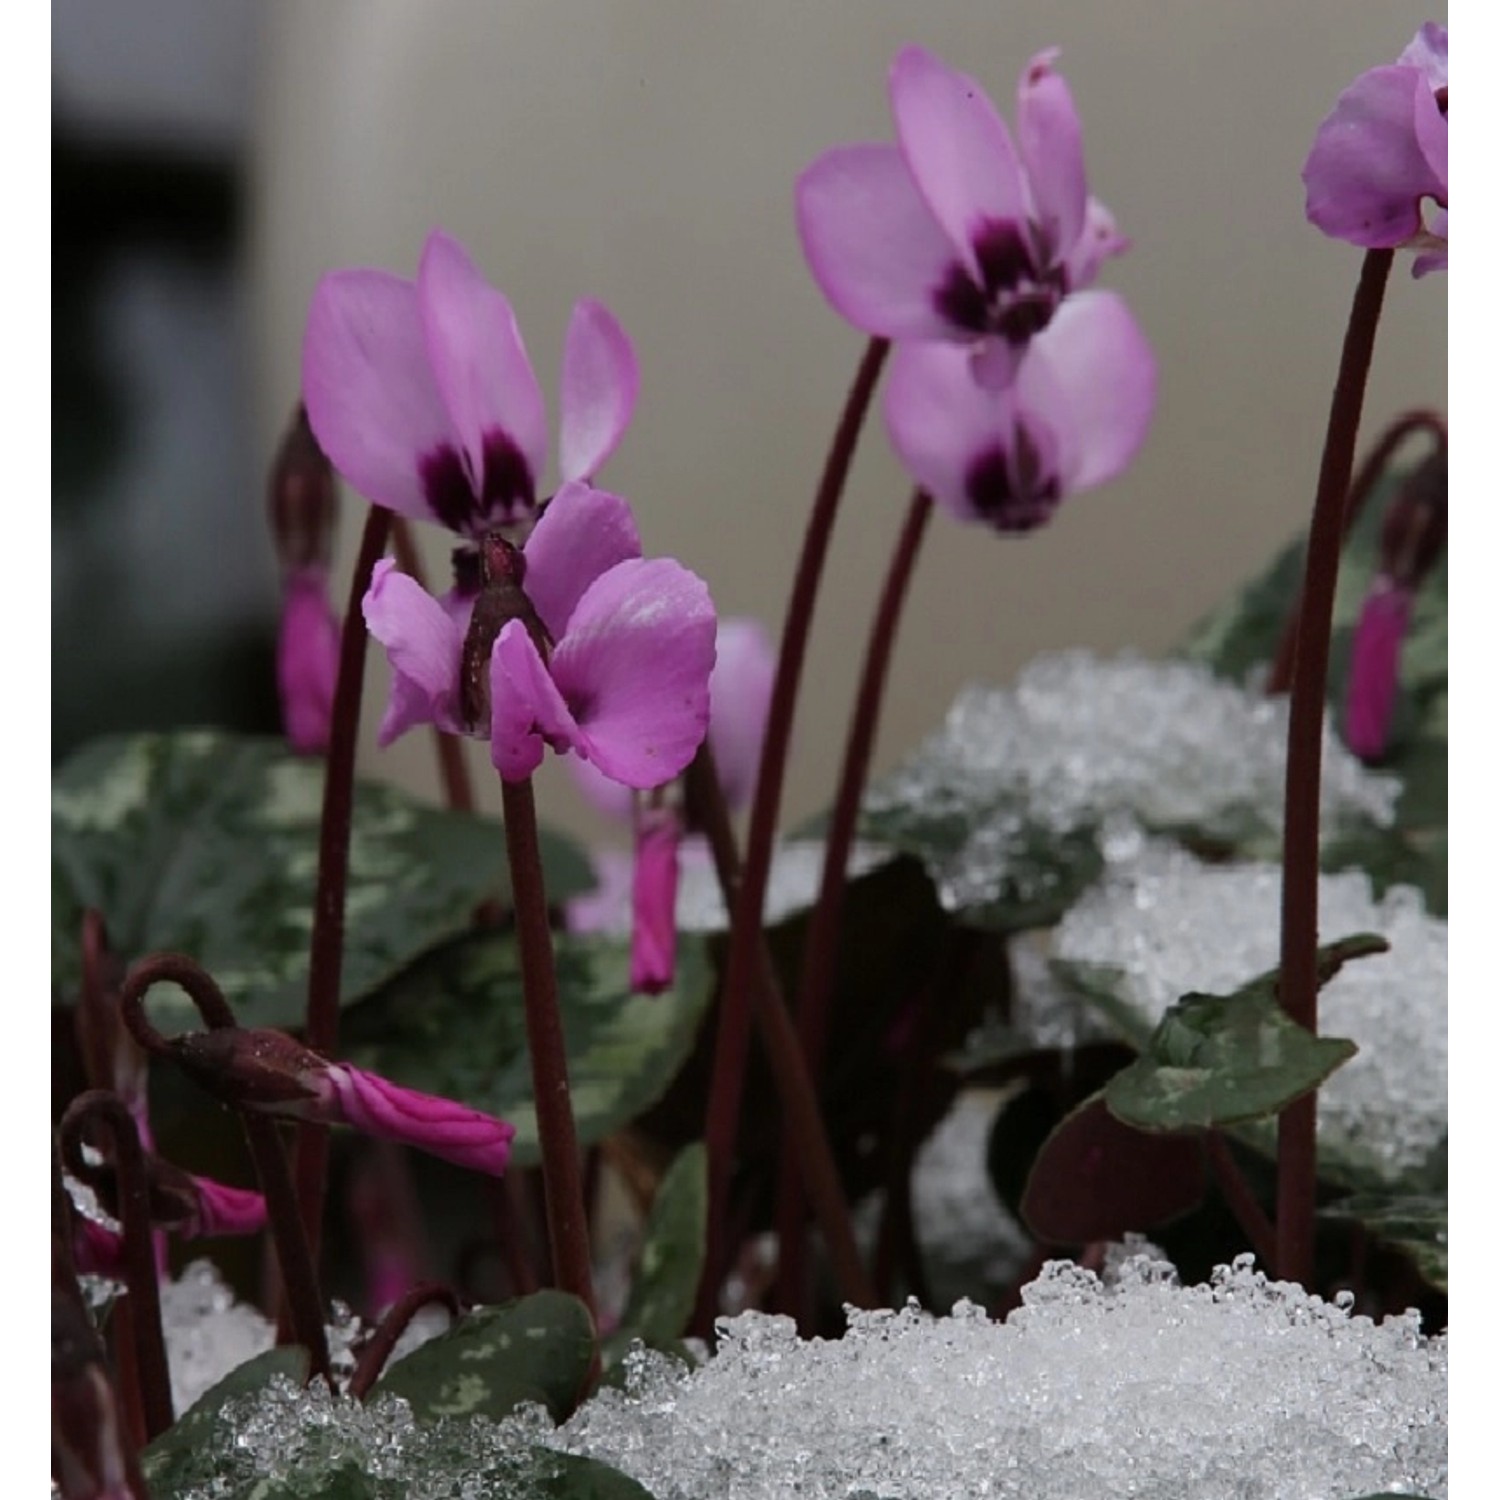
[348,1283,462,1400]
[499,776,597,1324]
[59,1092,173,1441]
[1205,1131,1277,1271]
[1266,406,1447,694]
[390,516,476,812]
[776,488,933,1319]
[1275,248,1394,1286]
[118,953,333,1382]
[291,504,392,1265]
[684,746,877,1325]
[696,335,890,1336]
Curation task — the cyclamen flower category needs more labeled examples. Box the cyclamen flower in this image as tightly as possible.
[1303,23,1447,276]
[277,568,341,754]
[797,45,1130,388]
[568,617,775,991]
[171,1025,517,1178]
[302,229,636,535]
[883,292,1157,531]
[364,481,716,785]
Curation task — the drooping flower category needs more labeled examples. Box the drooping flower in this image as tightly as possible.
[363,481,716,786]
[168,1024,517,1178]
[266,405,344,754]
[1342,447,1446,761]
[567,616,775,990]
[1303,23,1448,276]
[797,45,1131,387]
[302,228,637,536]
[277,568,341,754]
[883,291,1156,532]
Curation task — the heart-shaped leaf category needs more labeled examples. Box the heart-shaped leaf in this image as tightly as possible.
[143,1346,311,1495]
[1021,1092,1207,1244]
[372,1290,595,1424]
[52,731,592,1028]
[342,931,714,1167]
[1102,939,1379,1134]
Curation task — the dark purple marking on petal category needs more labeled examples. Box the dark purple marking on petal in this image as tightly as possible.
[964,425,1062,532]
[418,429,536,536]
[931,218,1064,344]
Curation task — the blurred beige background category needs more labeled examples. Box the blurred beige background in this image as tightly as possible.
[250,1,1446,846]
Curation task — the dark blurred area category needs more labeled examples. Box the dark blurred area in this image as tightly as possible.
[53,0,280,761]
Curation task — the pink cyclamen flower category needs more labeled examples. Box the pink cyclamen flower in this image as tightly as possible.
[171,1025,517,1177]
[1303,23,1447,276]
[1343,577,1413,760]
[363,481,716,785]
[567,616,774,991]
[277,567,341,754]
[629,804,682,994]
[302,229,636,535]
[797,44,1130,388]
[883,291,1156,531]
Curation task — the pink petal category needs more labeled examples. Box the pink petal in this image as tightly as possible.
[74,1219,126,1280]
[490,619,575,781]
[521,482,642,640]
[1016,49,1088,263]
[277,567,341,756]
[889,45,1028,276]
[417,230,549,525]
[630,807,681,994]
[1397,23,1447,89]
[187,1178,268,1239]
[362,559,464,744]
[557,299,639,484]
[322,1063,516,1177]
[1062,196,1131,291]
[795,143,959,339]
[708,617,775,810]
[302,268,456,523]
[549,559,717,788]
[884,339,1020,523]
[1018,290,1158,492]
[1343,578,1412,760]
[1304,66,1447,249]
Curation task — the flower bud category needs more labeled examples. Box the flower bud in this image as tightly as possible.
[267,404,338,573]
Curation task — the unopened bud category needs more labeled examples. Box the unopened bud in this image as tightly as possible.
[268,405,339,572]
[170,1026,325,1113]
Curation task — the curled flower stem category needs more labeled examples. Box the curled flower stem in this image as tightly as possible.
[390,516,476,813]
[293,503,393,1265]
[59,1093,173,1442]
[119,954,333,1383]
[348,1282,462,1401]
[697,335,889,1335]
[776,487,932,1322]
[1266,406,1447,695]
[684,744,877,1325]
[1276,248,1393,1287]
[499,776,598,1325]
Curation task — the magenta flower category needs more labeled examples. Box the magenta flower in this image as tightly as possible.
[302,228,637,535]
[1303,23,1447,276]
[883,291,1156,531]
[363,480,716,785]
[567,616,774,991]
[277,567,341,755]
[1343,578,1412,760]
[797,45,1130,387]
[172,1025,517,1178]
[628,805,682,994]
